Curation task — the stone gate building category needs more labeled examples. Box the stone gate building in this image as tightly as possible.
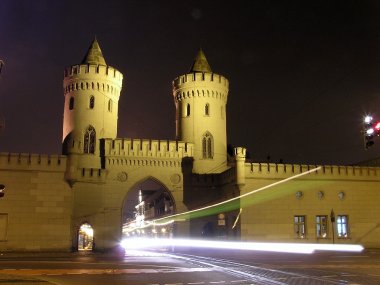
[1,39,380,252]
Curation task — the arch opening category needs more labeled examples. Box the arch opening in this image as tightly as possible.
[121,178,176,239]
[78,223,94,251]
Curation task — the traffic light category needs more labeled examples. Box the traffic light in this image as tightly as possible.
[0,184,5,198]
[363,115,380,149]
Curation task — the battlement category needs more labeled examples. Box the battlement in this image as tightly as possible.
[247,162,380,180]
[64,64,123,81]
[104,138,194,159]
[63,78,121,96]
[0,152,67,172]
[173,72,229,88]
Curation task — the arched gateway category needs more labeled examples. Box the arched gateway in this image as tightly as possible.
[121,178,176,239]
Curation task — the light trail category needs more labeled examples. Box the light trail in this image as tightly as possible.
[127,166,321,230]
[120,237,364,254]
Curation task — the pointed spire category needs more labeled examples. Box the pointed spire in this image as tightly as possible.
[81,37,107,65]
[189,49,212,73]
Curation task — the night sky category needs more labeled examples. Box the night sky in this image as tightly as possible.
[1,0,380,166]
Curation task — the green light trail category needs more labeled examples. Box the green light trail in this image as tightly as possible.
[152,166,321,225]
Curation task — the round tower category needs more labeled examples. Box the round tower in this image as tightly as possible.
[62,39,123,168]
[172,50,229,174]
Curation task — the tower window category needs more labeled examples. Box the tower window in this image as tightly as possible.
[202,132,213,159]
[108,99,112,112]
[89,96,95,109]
[69,97,74,110]
[84,125,96,154]
[186,103,191,117]
[205,103,210,116]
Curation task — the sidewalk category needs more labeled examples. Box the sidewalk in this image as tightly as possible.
[0,274,53,284]
[0,251,79,285]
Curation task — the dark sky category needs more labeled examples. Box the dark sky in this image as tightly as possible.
[1,0,380,166]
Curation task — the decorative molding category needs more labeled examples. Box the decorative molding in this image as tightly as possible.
[117,172,128,182]
[170,174,181,184]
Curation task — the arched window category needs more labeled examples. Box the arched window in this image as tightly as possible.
[84,126,96,154]
[202,132,213,159]
[69,97,74,110]
[205,103,210,116]
[108,99,112,112]
[89,96,95,109]
[186,103,190,117]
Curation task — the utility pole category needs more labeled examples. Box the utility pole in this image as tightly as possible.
[330,209,335,244]
[0,59,4,198]
[0,59,4,74]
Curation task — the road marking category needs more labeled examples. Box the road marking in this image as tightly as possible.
[341,274,357,276]
[368,274,380,276]
[210,282,225,284]
[0,267,213,276]
[188,283,205,284]
[230,281,247,283]
[322,275,338,278]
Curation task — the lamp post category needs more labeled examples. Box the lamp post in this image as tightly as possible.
[330,209,335,244]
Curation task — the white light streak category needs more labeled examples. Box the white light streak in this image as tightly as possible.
[120,237,363,254]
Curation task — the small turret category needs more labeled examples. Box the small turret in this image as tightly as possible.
[172,49,229,174]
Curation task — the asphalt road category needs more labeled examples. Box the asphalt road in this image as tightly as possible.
[1,248,380,285]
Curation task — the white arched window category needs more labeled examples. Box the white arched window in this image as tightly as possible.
[202,132,213,159]
[84,125,96,154]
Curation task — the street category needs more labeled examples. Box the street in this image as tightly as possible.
[1,248,380,284]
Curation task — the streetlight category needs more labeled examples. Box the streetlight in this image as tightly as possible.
[330,209,335,244]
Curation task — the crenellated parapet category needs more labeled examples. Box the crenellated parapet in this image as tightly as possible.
[63,64,123,97]
[246,162,380,180]
[0,152,67,172]
[173,73,229,102]
[103,138,194,168]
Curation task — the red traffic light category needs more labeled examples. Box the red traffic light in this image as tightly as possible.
[374,121,380,131]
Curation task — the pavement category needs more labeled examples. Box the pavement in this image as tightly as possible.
[0,251,85,285]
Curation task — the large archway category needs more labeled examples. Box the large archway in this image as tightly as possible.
[121,178,176,239]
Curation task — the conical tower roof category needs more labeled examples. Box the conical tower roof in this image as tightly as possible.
[189,49,212,73]
[81,38,107,65]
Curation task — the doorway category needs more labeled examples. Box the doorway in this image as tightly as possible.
[78,223,94,251]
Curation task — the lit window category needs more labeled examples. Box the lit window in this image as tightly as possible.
[89,96,95,109]
[337,215,349,238]
[294,215,306,238]
[202,132,213,159]
[69,97,74,110]
[205,103,210,116]
[108,99,112,112]
[84,126,96,154]
[316,215,328,238]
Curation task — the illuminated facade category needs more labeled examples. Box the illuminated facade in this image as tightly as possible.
[1,39,380,252]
